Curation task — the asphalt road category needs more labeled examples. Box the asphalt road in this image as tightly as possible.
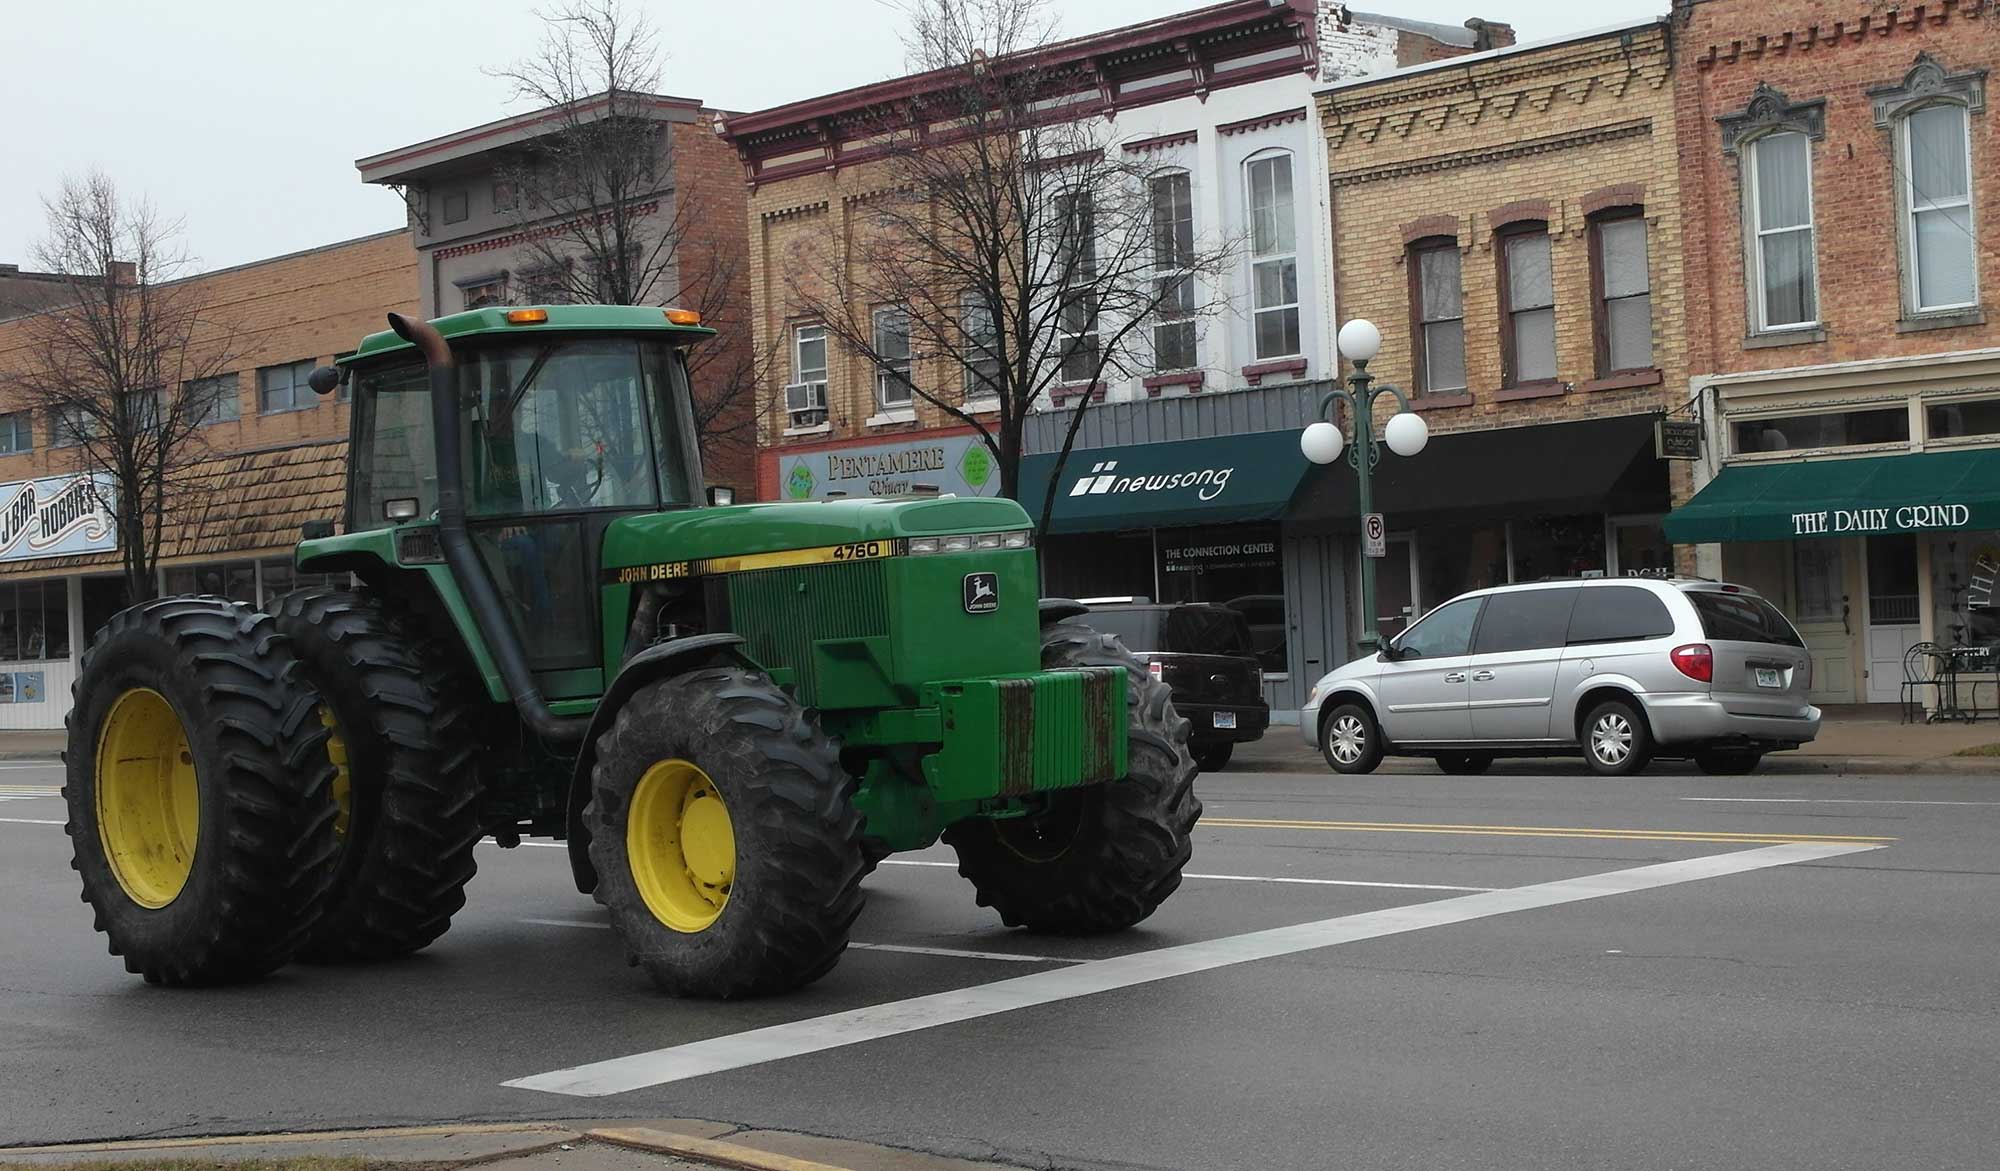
[4,754,2000,1170]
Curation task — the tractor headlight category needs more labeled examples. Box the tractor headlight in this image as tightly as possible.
[1002,529,1031,548]
[942,534,976,552]
[909,537,940,554]
[905,530,1032,555]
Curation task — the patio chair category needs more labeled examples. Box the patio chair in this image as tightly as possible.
[1901,641,1946,724]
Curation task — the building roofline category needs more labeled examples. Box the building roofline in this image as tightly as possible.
[720,0,1310,141]
[359,90,707,182]
[1317,16,1667,95]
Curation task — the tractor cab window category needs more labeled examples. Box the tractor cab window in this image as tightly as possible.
[464,341,695,516]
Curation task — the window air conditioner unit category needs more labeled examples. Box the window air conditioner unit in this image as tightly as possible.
[785,380,828,425]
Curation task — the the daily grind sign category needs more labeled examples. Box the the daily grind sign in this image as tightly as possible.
[1791,504,1973,536]
[0,473,117,563]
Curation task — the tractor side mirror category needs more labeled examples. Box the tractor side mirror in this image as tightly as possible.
[706,486,736,507]
[307,366,343,396]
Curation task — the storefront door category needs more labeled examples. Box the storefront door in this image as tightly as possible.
[1373,535,1418,640]
[1865,535,1921,704]
[1791,541,1855,705]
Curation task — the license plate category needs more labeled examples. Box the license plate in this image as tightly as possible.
[1213,711,1237,729]
[1755,668,1782,688]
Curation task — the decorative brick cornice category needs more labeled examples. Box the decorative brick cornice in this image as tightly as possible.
[1143,370,1207,394]
[760,199,829,222]
[1027,147,1107,173]
[1216,107,1309,137]
[1693,3,1992,74]
[1868,51,1988,127]
[1488,199,1551,230]
[1400,214,1461,246]
[1241,357,1309,385]
[1580,182,1646,217]
[1717,83,1825,155]
[1332,119,1651,187]
[1123,130,1199,154]
[432,202,660,260]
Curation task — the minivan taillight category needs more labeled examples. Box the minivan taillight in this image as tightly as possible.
[1671,643,1714,683]
[1147,659,1164,680]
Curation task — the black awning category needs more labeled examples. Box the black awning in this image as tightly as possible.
[1288,412,1668,528]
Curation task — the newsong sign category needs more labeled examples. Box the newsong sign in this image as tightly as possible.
[779,434,998,500]
[0,473,117,563]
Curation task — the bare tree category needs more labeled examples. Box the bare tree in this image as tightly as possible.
[491,0,757,475]
[785,0,1238,533]
[1,172,236,604]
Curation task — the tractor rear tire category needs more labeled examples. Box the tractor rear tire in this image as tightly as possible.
[943,620,1200,934]
[63,597,340,985]
[272,589,483,963]
[584,666,865,998]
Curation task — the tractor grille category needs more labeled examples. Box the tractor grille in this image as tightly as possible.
[728,560,890,703]
[396,527,443,565]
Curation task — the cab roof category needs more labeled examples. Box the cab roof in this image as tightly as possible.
[337,304,717,365]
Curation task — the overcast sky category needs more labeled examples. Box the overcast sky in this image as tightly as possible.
[2,0,1667,274]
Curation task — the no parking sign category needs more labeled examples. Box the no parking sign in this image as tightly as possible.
[1363,513,1386,558]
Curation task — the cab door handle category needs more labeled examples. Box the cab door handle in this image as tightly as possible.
[1471,670,1495,682]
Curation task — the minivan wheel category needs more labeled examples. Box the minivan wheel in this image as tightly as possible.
[1582,700,1653,776]
[1695,750,1764,776]
[1322,704,1383,775]
[1435,752,1494,776]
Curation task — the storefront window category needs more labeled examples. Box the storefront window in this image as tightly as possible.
[165,561,257,604]
[1040,530,1154,603]
[1416,522,1508,607]
[1733,408,1909,453]
[1613,518,1672,578]
[1932,531,2000,648]
[1156,523,1286,672]
[1510,513,1606,580]
[0,581,70,662]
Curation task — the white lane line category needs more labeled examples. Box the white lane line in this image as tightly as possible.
[0,817,64,826]
[878,858,1492,893]
[504,840,1879,1097]
[1683,797,2000,807]
[518,919,1076,965]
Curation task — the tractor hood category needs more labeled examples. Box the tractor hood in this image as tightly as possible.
[600,496,1034,572]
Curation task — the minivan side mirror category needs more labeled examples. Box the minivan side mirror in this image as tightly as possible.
[1374,637,1399,662]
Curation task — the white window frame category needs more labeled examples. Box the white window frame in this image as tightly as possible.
[785,323,829,433]
[959,291,1001,407]
[0,410,33,455]
[1745,131,1820,333]
[1149,169,1198,373]
[1055,189,1100,387]
[1245,151,1301,361]
[870,304,915,416]
[1900,102,1979,314]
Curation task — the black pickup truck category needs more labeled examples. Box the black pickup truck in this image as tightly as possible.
[1082,601,1270,771]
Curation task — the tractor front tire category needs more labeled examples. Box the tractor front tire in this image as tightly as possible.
[63,597,340,985]
[273,589,483,963]
[584,667,865,998]
[943,620,1200,934]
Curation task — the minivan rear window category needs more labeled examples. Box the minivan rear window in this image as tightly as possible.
[1688,591,1805,646]
[1088,606,1253,656]
[1566,585,1676,645]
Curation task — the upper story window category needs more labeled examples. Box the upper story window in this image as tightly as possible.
[260,359,318,414]
[871,305,914,412]
[441,189,470,225]
[1901,103,1977,313]
[185,374,241,426]
[960,292,1001,403]
[1056,190,1100,384]
[1246,152,1300,360]
[0,411,32,456]
[1498,225,1556,385]
[1927,397,2000,440]
[462,275,509,311]
[1733,407,1909,454]
[1149,170,1196,372]
[785,323,828,428]
[48,404,92,448]
[1746,132,1818,331]
[1590,212,1652,374]
[1409,238,1465,393]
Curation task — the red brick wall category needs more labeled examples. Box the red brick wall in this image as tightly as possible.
[672,117,758,500]
[1676,0,2000,379]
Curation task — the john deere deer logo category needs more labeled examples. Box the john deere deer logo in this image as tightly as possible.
[963,572,999,614]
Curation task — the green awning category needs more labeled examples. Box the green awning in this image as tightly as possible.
[1662,448,2000,543]
[1016,430,1309,534]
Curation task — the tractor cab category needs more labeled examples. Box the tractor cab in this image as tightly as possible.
[340,306,711,693]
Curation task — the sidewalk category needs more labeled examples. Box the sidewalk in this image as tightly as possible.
[1241,703,2000,776]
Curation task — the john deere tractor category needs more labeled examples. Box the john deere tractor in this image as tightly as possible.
[64,305,1197,997]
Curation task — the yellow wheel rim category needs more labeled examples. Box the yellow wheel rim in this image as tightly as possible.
[626,758,735,933]
[95,688,200,909]
[320,705,352,841]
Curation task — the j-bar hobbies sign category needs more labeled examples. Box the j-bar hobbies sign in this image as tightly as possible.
[0,473,117,563]
[1791,504,1972,536]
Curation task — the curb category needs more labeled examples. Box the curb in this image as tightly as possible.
[0,1122,577,1158]
[593,1127,859,1171]
[1228,749,1999,777]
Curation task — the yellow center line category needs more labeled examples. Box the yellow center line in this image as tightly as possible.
[1199,816,1895,846]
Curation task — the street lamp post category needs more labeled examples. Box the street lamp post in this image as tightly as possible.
[1300,319,1430,651]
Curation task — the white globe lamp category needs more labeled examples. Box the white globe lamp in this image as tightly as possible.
[1337,318,1382,364]
[1300,421,1345,465]
[1385,411,1429,458]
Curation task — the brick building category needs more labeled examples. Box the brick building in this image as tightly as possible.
[1664,0,2000,707]
[0,229,416,728]
[1312,20,1688,640]
[358,92,755,497]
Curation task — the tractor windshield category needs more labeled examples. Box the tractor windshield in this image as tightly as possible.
[350,338,702,527]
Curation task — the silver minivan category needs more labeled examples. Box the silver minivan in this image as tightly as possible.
[1300,578,1821,776]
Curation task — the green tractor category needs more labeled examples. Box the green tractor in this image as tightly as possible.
[64,305,1198,997]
